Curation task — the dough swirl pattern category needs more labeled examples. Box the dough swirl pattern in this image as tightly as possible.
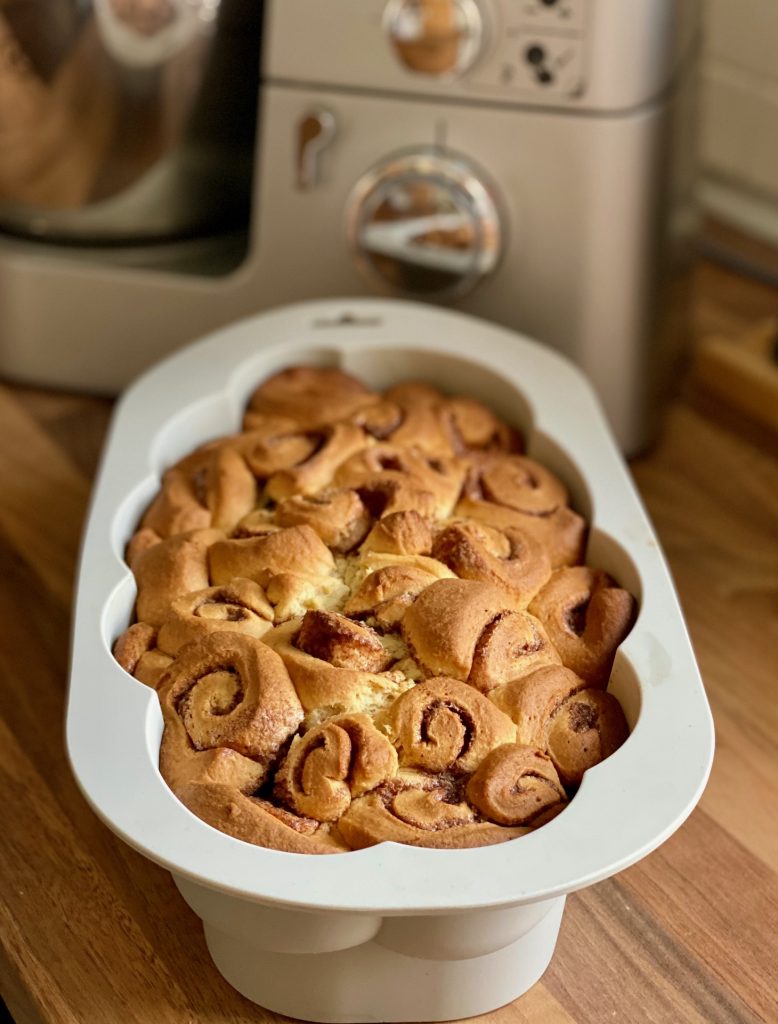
[113,365,637,852]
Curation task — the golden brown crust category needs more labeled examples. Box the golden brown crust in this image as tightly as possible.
[343,563,447,631]
[380,382,458,459]
[467,610,562,694]
[175,783,349,853]
[335,444,467,520]
[464,452,568,515]
[347,398,404,440]
[208,524,335,587]
[529,567,637,686]
[265,423,369,501]
[338,771,529,849]
[401,578,511,681]
[296,611,395,673]
[158,631,303,786]
[133,528,224,627]
[116,364,635,854]
[360,510,433,556]
[263,619,414,716]
[466,745,567,826]
[380,676,517,774]
[156,578,274,656]
[245,366,377,429]
[141,468,212,537]
[274,714,398,821]
[276,489,371,553]
[432,520,551,608]
[231,508,280,539]
[490,664,588,745]
[142,444,256,538]
[444,396,523,455]
[134,649,174,688]
[454,497,587,570]
[125,527,162,570]
[233,417,318,478]
[545,689,630,787]
[113,622,157,676]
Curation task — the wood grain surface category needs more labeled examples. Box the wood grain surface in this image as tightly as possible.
[1,258,777,1024]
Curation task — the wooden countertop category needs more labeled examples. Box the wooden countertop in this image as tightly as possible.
[1,257,777,1024]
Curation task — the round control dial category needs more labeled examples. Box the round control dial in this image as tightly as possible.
[383,0,484,78]
[346,149,503,299]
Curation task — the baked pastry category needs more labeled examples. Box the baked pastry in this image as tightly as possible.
[528,567,637,686]
[380,677,517,773]
[114,365,636,853]
[141,444,256,538]
[466,745,567,826]
[338,770,530,849]
[431,520,551,607]
[274,713,398,821]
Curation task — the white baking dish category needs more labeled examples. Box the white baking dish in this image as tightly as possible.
[67,299,714,1023]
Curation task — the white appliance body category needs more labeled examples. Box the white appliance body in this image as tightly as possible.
[0,0,700,453]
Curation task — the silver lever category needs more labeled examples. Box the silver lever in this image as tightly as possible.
[296,108,337,191]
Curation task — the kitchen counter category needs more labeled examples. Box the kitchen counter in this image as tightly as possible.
[1,257,776,1024]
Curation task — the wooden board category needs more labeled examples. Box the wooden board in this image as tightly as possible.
[692,317,778,434]
[1,260,777,1023]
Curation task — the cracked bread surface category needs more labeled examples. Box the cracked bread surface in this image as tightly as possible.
[113,364,635,853]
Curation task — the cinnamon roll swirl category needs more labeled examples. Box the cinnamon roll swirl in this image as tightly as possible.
[335,444,467,520]
[275,489,371,553]
[380,677,517,774]
[467,611,561,694]
[402,578,559,689]
[265,423,369,501]
[466,745,567,826]
[338,771,529,850]
[142,444,256,538]
[529,567,637,686]
[156,578,274,656]
[360,510,433,557]
[490,665,588,745]
[348,398,404,440]
[274,714,398,821]
[378,384,522,460]
[133,528,224,627]
[115,362,637,855]
[454,496,587,571]
[465,452,568,516]
[545,689,630,787]
[177,784,348,854]
[233,416,319,479]
[443,396,523,455]
[432,520,551,608]
[244,366,377,429]
[158,631,303,803]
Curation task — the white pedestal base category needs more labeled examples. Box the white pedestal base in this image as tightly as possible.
[202,896,566,1023]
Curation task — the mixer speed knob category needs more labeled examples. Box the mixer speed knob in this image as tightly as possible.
[346,149,503,299]
[383,0,484,77]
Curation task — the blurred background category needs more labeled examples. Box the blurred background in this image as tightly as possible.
[700,0,778,250]
[0,0,776,452]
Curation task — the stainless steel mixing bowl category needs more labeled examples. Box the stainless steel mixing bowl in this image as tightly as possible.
[0,0,261,243]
